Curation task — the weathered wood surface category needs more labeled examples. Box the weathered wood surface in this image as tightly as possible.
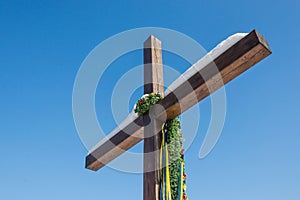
[143,35,164,200]
[85,116,144,170]
[86,29,271,171]
[155,30,271,120]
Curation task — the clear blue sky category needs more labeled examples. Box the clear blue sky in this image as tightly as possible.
[1,0,300,199]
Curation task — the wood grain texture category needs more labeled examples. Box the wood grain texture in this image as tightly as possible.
[154,30,271,121]
[144,35,164,94]
[85,29,271,172]
[85,116,144,171]
[143,35,164,200]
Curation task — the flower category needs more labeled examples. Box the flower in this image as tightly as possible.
[183,173,187,179]
[139,99,144,104]
[180,149,185,155]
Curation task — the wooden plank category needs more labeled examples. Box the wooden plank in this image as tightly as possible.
[85,116,144,170]
[144,35,164,94]
[155,30,272,120]
[85,29,271,171]
[143,35,164,200]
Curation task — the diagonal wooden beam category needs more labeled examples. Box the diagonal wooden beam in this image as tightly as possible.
[155,30,271,120]
[85,29,272,171]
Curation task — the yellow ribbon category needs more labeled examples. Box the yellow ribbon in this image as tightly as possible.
[160,123,172,200]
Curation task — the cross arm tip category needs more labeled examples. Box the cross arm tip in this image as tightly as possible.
[250,29,272,54]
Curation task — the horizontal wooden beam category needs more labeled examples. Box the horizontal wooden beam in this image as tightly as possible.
[86,29,271,171]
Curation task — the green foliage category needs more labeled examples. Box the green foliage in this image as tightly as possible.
[134,93,162,115]
[134,94,186,200]
[164,117,182,200]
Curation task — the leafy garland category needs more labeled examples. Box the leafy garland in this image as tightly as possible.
[134,93,188,200]
[134,93,163,114]
[164,118,188,200]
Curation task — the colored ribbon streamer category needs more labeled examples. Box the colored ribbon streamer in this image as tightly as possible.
[160,122,188,200]
[134,93,188,200]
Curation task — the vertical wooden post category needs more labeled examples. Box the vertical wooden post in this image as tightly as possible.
[143,35,164,200]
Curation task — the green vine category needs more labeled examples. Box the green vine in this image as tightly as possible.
[164,117,183,200]
[134,93,188,200]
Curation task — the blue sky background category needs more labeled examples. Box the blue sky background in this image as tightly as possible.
[1,0,300,199]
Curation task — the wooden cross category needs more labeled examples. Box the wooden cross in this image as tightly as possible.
[85,30,271,200]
